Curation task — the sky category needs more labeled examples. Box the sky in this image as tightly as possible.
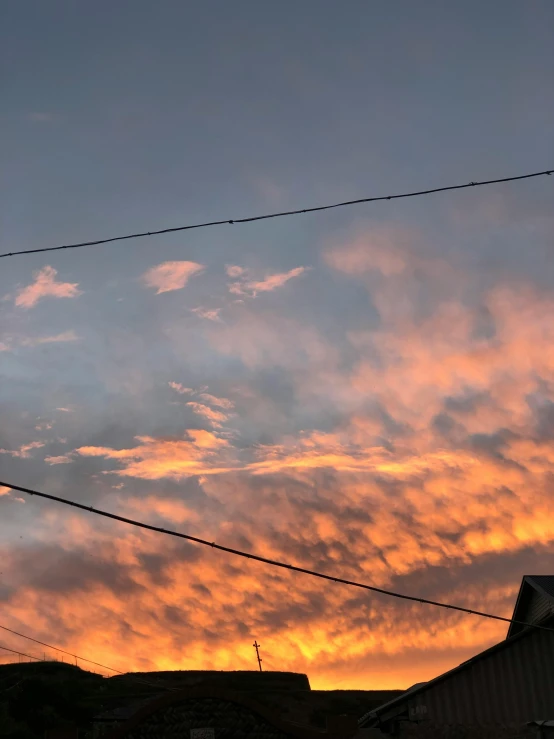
[1,0,554,690]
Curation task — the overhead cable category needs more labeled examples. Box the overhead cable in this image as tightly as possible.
[1,479,553,633]
[0,623,125,675]
[0,168,551,260]
[0,643,41,663]
[0,625,176,691]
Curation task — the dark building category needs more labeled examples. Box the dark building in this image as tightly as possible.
[358,576,554,738]
[100,685,349,738]
[95,670,399,739]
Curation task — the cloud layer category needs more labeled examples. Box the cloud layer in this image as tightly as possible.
[2,223,554,690]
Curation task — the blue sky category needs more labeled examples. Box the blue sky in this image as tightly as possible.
[0,1,553,688]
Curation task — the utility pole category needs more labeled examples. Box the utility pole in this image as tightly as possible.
[253,641,262,672]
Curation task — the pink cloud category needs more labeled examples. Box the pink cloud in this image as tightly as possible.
[0,441,45,458]
[21,331,79,347]
[169,381,193,395]
[324,227,411,277]
[192,307,221,322]
[35,421,53,431]
[44,455,73,465]
[14,266,81,309]
[225,265,245,278]
[0,331,79,352]
[142,261,204,294]
[228,266,309,298]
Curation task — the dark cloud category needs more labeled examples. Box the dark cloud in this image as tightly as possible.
[432,411,460,437]
[532,399,554,441]
[5,544,144,596]
[444,390,491,415]
[467,429,518,462]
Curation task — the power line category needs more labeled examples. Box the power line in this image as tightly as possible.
[0,623,177,691]
[1,168,551,260]
[0,624,125,676]
[1,479,553,634]
[0,643,42,663]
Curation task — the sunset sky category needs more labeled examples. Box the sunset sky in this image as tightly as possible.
[1,1,554,690]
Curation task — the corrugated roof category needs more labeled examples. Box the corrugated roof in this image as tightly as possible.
[527,575,554,600]
[359,613,554,727]
[508,575,554,638]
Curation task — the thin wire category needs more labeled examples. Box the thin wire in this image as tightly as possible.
[1,169,551,260]
[0,624,124,676]
[0,624,177,691]
[0,643,42,662]
[1,479,552,634]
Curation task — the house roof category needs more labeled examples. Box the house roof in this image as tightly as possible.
[358,613,554,728]
[507,575,554,638]
[528,576,554,599]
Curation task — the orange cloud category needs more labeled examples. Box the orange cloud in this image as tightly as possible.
[186,402,229,428]
[0,495,519,686]
[0,487,25,504]
[121,495,200,524]
[14,266,81,309]
[198,393,234,409]
[75,430,234,479]
[142,261,204,294]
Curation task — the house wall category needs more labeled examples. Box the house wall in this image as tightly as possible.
[381,628,554,727]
